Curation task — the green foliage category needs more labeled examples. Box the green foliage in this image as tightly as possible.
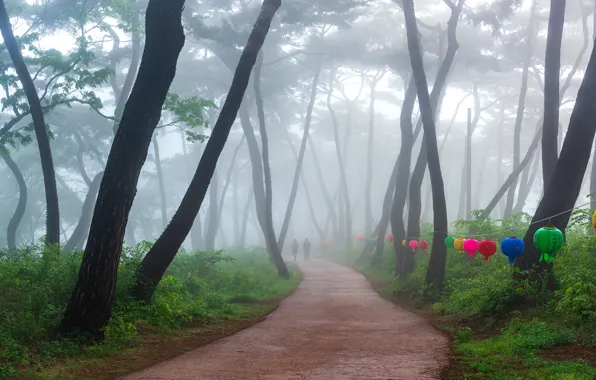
[0,243,298,378]
[162,93,216,143]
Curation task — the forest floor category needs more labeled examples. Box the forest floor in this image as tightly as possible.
[122,259,449,380]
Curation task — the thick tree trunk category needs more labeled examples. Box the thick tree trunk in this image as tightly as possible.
[278,59,321,249]
[204,169,219,250]
[542,0,566,188]
[63,171,104,253]
[504,0,537,218]
[385,76,416,272]
[133,0,286,303]
[516,41,596,282]
[0,0,60,246]
[152,135,168,229]
[403,0,459,287]
[60,0,186,338]
[2,150,27,254]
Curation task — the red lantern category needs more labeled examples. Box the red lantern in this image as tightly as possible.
[478,239,497,261]
[419,240,429,251]
[388,235,394,242]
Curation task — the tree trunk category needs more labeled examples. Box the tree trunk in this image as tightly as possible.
[152,135,168,229]
[216,136,245,246]
[277,59,321,249]
[308,136,337,237]
[240,185,253,247]
[133,0,286,303]
[60,0,186,338]
[504,0,537,218]
[404,0,464,277]
[63,171,104,253]
[385,76,416,272]
[327,66,352,249]
[190,213,203,250]
[0,0,60,246]
[233,162,240,245]
[403,0,459,288]
[204,169,219,250]
[2,150,27,254]
[541,0,566,188]
[365,72,384,235]
[516,40,596,283]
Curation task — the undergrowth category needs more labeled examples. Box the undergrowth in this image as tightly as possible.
[0,242,298,378]
[332,211,596,379]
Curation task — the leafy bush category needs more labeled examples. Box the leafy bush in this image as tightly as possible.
[0,243,297,377]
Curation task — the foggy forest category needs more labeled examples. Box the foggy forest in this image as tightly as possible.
[2,0,596,378]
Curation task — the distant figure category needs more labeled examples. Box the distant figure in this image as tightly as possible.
[292,239,299,261]
[303,238,311,261]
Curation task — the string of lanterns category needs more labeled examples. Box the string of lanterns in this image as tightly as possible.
[350,202,596,264]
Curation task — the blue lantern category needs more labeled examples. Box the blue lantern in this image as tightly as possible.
[500,236,525,264]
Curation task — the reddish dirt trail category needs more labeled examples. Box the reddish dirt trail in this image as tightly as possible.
[122,259,448,380]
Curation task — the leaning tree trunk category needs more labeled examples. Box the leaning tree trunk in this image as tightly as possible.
[385,76,416,273]
[404,0,464,276]
[516,39,596,284]
[62,171,104,253]
[541,0,566,188]
[60,0,186,338]
[404,0,455,288]
[308,136,337,238]
[277,59,321,249]
[364,72,384,235]
[152,135,168,229]
[240,185,254,247]
[2,150,27,254]
[215,137,245,245]
[133,0,286,303]
[504,0,537,218]
[0,0,60,246]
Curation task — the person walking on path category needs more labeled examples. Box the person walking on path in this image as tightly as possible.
[292,239,299,261]
[303,238,311,261]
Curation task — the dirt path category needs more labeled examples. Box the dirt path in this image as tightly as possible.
[122,259,448,379]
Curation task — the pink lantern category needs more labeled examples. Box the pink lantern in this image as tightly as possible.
[463,238,479,257]
[408,239,419,252]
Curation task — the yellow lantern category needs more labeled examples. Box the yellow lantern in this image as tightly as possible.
[453,237,465,251]
[592,210,596,231]
[402,239,407,247]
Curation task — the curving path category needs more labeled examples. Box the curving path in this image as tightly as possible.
[123,259,448,379]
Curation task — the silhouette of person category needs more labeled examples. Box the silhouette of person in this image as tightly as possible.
[292,239,299,261]
[303,238,311,261]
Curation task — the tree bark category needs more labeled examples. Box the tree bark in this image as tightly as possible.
[516,39,596,282]
[0,0,60,246]
[152,135,168,229]
[277,59,321,249]
[60,0,186,338]
[403,0,458,287]
[365,71,384,235]
[2,150,27,254]
[541,0,566,188]
[504,0,537,218]
[63,171,104,253]
[133,0,286,303]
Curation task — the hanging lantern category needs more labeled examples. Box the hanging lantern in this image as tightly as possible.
[533,226,564,263]
[420,240,429,251]
[478,239,497,261]
[453,237,465,252]
[592,210,596,232]
[388,235,394,242]
[500,236,525,264]
[354,236,363,241]
[402,239,407,247]
[463,239,479,258]
[444,237,455,248]
[408,240,419,252]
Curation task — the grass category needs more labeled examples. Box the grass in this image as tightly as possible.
[0,243,300,379]
[329,214,596,379]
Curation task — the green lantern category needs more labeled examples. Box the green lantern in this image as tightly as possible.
[533,226,564,263]
[444,236,455,248]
